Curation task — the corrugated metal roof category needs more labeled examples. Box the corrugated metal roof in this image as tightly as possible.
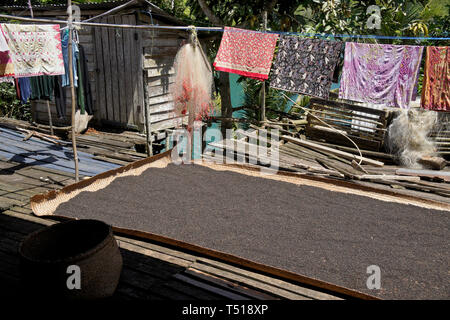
[1,0,137,10]
[0,0,184,25]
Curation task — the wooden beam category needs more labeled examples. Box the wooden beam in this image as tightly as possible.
[281,135,385,167]
[68,0,79,182]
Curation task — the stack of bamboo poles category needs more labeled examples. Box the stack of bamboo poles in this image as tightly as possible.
[205,125,450,199]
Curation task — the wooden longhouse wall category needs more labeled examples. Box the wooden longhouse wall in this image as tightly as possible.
[139,13,188,132]
[1,1,188,133]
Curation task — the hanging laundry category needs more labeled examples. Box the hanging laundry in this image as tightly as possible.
[76,44,93,115]
[339,42,423,109]
[0,25,9,52]
[1,24,64,78]
[270,36,344,99]
[61,29,79,87]
[213,27,279,81]
[421,46,449,111]
[54,76,67,119]
[30,76,54,100]
[0,25,14,78]
[0,76,14,84]
[17,77,31,104]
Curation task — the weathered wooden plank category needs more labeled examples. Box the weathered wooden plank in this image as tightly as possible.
[143,56,175,69]
[147,66,175,77]
[100,17,113,121]
[147,83,171,96]
[194,258,340,300]
[142,37,182,48]
[283,136,385,167]
[148,93,172,105]
[128,15,140,126]
[135,27,145,125]
[114,15,127,124]
[150,117,187,131]
[107,16,120,123]
[122,15,135,125]
[183,268,277,300]
[150,102,174,114]
[172,273,250,300]
[146,76,174,94]
[144,46,179,57]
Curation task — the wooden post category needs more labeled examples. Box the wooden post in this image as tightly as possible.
[46,100,54,136]
[143,75,153,156]
[68,0,79,182]
[260,11,267,126]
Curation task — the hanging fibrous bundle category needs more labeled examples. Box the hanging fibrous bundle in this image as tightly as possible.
[172,29,214,126]
[387,109,438,168]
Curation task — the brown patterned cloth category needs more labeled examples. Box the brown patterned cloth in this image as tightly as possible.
[270,36,343,99]
[421,46,449,111]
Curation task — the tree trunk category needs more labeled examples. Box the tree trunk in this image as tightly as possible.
[218,71,233,138]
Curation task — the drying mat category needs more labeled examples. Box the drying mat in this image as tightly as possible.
[31,152,450,299]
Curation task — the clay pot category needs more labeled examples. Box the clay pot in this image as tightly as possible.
[19,219,122,300]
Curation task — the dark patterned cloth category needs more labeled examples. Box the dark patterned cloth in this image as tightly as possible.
[269,36,344,99]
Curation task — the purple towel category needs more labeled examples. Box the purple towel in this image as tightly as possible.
[339,42,423,109]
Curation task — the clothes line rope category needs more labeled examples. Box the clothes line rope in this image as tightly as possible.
[0,13,449,41]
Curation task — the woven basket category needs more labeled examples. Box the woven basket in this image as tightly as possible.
[19,219,123,300]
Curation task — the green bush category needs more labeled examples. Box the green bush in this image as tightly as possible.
[0,82,31,121]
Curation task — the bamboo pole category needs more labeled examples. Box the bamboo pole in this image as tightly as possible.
[46,100,54,136]
[143,74,153,157]
[0,14,223,31]
[68,1,79,182]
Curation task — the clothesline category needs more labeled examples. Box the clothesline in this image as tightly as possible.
[0,13,449,42]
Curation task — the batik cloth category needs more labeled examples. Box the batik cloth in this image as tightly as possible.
[269,36,344,99]
[421,46,449,111]
[338,42,423,109]
[213,27,279,81]
[1,24,64,78]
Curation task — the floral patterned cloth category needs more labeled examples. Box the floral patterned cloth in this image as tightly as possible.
[1,24,64,78]
[269,36,344,99]
[338,42,423,109]
[213,27,279,81]
[421,46,449,111]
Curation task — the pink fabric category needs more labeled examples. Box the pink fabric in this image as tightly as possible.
[213,27,279,81]
[339,42,423,109]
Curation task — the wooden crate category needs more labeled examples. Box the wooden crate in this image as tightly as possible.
[305,97,389,152]
[430,112,450,159]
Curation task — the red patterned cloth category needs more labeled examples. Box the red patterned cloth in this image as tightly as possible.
[213,27,279,81]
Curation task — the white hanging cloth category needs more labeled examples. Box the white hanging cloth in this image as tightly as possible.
[0,25,10,52]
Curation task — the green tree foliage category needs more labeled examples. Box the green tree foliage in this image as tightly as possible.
[0,83,31,121]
